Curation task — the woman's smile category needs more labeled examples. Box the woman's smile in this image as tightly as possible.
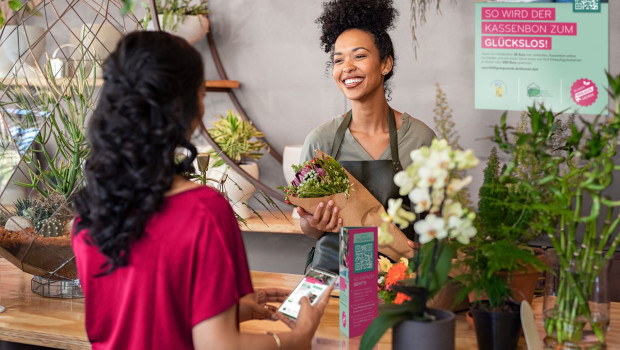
[343,77,364,88]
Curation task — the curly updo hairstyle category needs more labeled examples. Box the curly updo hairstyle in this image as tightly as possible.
[74,31,204,274]
[316,0,398,84]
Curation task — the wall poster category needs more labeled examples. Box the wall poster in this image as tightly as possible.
[474,0,608,114]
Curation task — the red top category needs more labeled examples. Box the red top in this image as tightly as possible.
[73,186,253,350]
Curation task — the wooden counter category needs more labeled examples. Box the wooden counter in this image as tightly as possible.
[240,210,302,234]
[0,258,619,349]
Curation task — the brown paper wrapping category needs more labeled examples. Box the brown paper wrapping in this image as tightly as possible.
[289,150,414,261]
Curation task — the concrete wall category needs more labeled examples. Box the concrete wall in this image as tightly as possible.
[193,0,620,205]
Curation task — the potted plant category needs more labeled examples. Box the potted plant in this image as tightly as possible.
[205,109,270,219]
[141,0,209,45]
[0,57,93,297]
[0,0,44,79]
[360,138,480,350]
[454,144,548,350]
[493,71,620,349]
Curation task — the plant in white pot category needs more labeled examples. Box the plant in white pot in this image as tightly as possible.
[206,109,269,220]
[141,0,209,45]
[0,0,44,79]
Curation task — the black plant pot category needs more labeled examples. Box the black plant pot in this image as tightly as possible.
[392,308,455,350]
[470,301,521,350]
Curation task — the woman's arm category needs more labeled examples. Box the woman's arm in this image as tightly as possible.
[192,287,332,350]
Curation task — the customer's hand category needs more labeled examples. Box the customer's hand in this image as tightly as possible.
[277,285,333,338]
[298,200,342,237]
[238,288,290,322]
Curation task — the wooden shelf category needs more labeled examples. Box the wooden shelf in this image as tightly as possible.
[239,210,302,234]
[2,77,238,92]
[205,79,239,92]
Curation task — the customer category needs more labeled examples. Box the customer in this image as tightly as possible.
[299,0,436,273]
[73,31,329,350]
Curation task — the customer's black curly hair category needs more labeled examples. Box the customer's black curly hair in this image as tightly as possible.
[316,0,398,84]
[74,31,204,274]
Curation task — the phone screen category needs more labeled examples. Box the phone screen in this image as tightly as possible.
[277,267,336,320]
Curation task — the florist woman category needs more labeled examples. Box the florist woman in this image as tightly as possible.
[299,0,435,273]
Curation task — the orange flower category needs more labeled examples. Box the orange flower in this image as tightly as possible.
[394,292,411,305]
[385,262,408,288]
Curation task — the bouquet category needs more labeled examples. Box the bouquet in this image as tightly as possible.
[279,150,414,261]
[278,153,351,204]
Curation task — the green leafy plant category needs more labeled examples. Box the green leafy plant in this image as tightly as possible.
[0,57,93,200]
[141,0,209,32]
[494,71,620,345]
[455,146,546,309]
[206,109,268,168]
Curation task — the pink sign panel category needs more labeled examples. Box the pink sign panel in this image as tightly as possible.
[481,7,555,21]
[482,36,552,50]
[482,22,576,36]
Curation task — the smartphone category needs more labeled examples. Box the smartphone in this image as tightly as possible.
[277,267,337,320]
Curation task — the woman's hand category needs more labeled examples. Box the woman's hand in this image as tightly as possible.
[277,285,334,338]
[238,288,290,322]
[298,200,343,239]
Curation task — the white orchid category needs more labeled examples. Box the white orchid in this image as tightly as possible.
[447,176,473,197]
[409,188,431,213]
[394,170,416,196]
[414,214,448,244]
[447,215,477,244]
[385,138,479,248]
[442,199,464,219]
[386,198,416,229]
[454,149,480,169]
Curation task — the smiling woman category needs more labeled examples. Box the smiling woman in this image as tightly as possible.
[297,0,436,274]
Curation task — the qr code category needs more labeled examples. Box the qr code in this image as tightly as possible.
[575,0,599,10]
[354,243,374,272]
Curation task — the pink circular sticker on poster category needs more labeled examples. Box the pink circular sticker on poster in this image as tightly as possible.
[571,78,598,107]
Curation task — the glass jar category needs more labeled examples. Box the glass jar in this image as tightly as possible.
[543,249,610,350]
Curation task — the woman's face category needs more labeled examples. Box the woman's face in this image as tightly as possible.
[332,29,392,102]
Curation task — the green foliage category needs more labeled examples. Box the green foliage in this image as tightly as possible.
[207,110,268,168]
[1,59,93,200]
[141,0,209,32]
[495,72,620,344]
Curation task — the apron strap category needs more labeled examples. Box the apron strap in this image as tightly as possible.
[331,108,402,173]
[330,110,352,158]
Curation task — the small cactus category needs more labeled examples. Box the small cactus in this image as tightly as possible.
[38,218,64,237]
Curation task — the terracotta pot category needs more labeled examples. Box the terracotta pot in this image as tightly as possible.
[466,248,546,305]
